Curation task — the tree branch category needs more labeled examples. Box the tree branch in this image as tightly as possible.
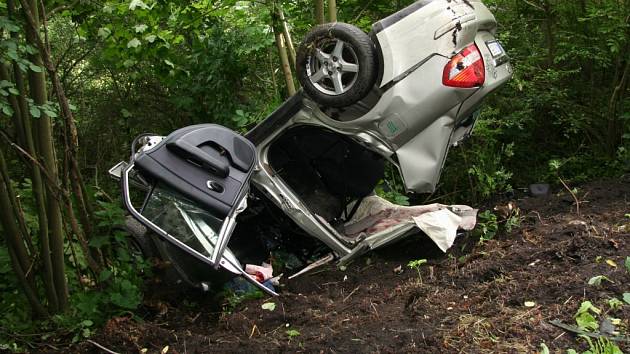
[46,0,80,18]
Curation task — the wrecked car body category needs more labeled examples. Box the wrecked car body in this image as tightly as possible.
[110,0,512,295]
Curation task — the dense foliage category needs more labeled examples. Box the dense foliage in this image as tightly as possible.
[440,0,630,203]
[0,0,628,350]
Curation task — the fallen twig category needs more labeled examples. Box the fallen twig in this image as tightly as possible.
[87,340,120,354]
[370,300,380,319]
[249,324,259,339]
[558,177,581,216]
[527,211,548,226]
[343,286,360,303]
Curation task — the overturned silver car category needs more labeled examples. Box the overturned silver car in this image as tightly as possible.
[110,0,512,295]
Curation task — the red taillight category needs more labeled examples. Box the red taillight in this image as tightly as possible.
[442,44,485,88]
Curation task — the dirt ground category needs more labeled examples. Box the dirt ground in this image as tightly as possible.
[75,178,630,353]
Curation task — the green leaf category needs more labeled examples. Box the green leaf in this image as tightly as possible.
[134,24,148,33]
[6,48,19,61]
[408,259,427,269]
[540,343,550,354]
[575,301,601,331]
[80,319,94,327]
[98,269,112,282]
[0,17,20,32]
[588,275,613,286]
[549,159,562,170]
[89,235,109,248]
[144,34,157,43]
[164,59,175,69]
[29,106,41,118]
[102,4,114,13]
[623,293,630,305]
[127,38,141,48]
[1,104,14,116]
[28,63,43,73]
[97,27,111,39]
[44,109,57,118]
[608,298,623,310]
[286,329,300,338]
[122,59,136,68]
[8,87,19,95]
[129,0,150,11]
[261,302,276,311]
[24,44,37,55]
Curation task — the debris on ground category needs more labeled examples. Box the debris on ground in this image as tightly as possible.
[71,178,630,353]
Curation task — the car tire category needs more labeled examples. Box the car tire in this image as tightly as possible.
[296,22,377,108]
[124,216,157,260]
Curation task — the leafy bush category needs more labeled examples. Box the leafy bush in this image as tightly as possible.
[473,210,499,242]
[0,198,148,349]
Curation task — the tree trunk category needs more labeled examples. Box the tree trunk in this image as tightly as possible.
[21,0,68,313]
[0,150,33,278]
[272,3,296,97]
[0,64,33,247]
[21,0,98,264]
[329,0,337,22]
[277,7,296,70]
[275,31,297,96]
[6,0,57,314]
[315,0,325,24]
[607,58,630,153]
[0,150,48,318]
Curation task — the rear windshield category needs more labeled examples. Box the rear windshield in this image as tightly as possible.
[142,185,223,257]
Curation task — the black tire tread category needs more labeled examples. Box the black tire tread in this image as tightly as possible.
[296,22,377,108]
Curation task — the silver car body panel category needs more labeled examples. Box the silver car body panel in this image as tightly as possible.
[262,1,511,193]
[376,0,495,85]
[114,0,512,292]
[250,0,512,256]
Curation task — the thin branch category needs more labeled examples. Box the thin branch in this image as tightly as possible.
[353,0,374,23]
[0,129,66,201]
[86,340,120,354]
[558,176,581,216]
[520,0,545,11]
[46,0,80,18]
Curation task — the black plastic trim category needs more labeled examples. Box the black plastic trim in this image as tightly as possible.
[245,92,304,145]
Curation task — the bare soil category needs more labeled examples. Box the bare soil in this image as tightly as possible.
[75,178,630,353]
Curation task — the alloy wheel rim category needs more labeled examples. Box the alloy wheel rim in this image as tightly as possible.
[306,38,360,96]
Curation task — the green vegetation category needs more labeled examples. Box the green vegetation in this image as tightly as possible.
[473,210,499,242]
[439,0,630,203]
[286,328,301,339]
[407,258,428,283]
[607,298,624,311]
[0,0,628,351]
[587,275,614,287]
[575,301,602,332]
[221,288,265,314]
[579,337,623,354]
